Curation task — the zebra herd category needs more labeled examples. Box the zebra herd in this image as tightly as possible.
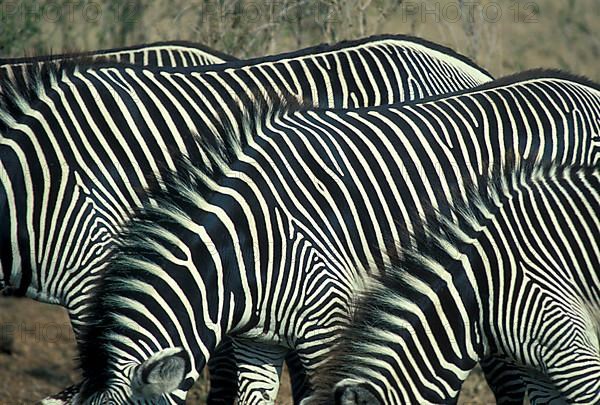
[0,36,598,405]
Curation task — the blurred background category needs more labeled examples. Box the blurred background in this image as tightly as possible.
[0,0,598,403]
[1,0,598,80]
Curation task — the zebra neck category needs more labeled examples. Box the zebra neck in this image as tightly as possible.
[308,243,486,403]
[77,247,234,395]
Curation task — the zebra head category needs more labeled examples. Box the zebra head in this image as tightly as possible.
[332,379,382,405]
[76,347,191,404]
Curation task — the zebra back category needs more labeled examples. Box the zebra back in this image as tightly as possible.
[0,35,498,327]
[0,41,236,137]
[0,39,235,69]
[0,41,235,90]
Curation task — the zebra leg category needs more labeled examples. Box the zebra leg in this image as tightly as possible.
[481,360,563,405]
[206,337,238,404]
[233,339,288,404]
[291,338,334,401]
[519,371,566,405]
[480,356,527,404]
[285,350,312,402]
[38,308,87,404]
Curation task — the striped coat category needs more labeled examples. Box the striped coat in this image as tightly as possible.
[310,162,600,404]
[0,35,493,404]
[72,71,600,403]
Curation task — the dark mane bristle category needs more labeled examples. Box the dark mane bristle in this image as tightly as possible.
[386,68,600,108]
[0,56,121,130]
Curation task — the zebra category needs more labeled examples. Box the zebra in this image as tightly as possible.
[0,41,235,136]
[0,39,235,84]
[0,35,493,403]
[68,70,600,404]
[0,39,233,405]
[308,162,600,404]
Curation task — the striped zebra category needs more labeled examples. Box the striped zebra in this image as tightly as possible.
[0,35,493,403]
[310,162,600,404]
[69,71,600,404]
[0,41,235,136]
[0,40,235,84]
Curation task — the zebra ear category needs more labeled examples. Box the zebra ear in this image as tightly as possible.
[333,379,380,405]
[131,347,189,398]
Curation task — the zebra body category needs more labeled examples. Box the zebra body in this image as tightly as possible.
[0,35,492,302]
[0,35,492,403]
[72,72,600,403]
[312,163,600,404]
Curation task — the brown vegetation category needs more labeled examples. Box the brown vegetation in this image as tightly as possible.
[1,0,598,81]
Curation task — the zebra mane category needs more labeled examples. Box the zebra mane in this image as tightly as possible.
[76,90,302,394]
[210,33,491,77]
[310,160,600,400]
[470,68,600,92]
[0,56,123,129]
